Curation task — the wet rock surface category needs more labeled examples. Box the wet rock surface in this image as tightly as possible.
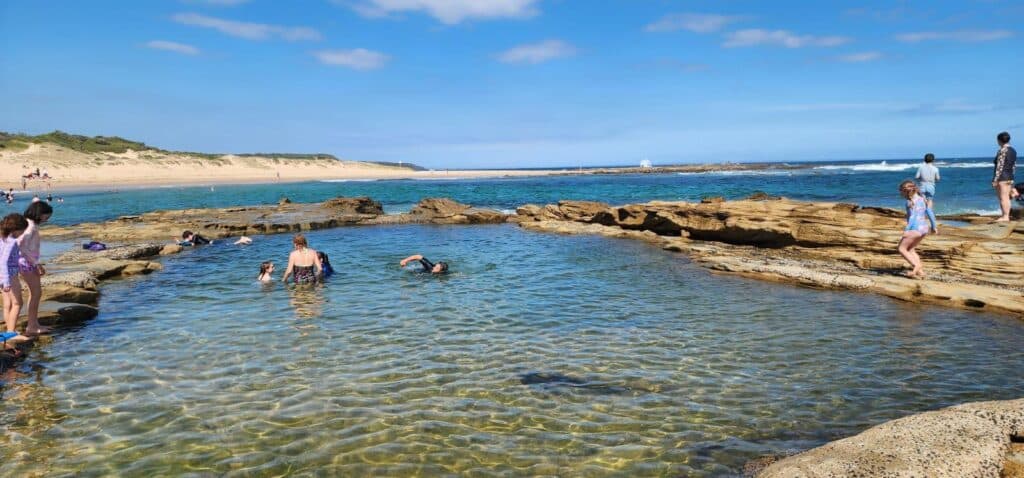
[517,198,1024,315]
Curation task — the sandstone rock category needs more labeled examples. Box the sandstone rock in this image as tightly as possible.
[556,200,610,222]
[517,198,1024,315]
[701,196,725,204]
[160,244,183,255]
[406,198,508,224]
[746,191,782,201]
[41,285,99,305]
[52,243,164,263]
[320,196,383,215]
[42,271,98,290]
[759,398,1024,478]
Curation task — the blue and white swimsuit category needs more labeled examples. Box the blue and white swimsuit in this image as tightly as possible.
[905,195,936,236]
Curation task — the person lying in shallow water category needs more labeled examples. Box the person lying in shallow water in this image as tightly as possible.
[178,230,211,246]
[399,254,449,274]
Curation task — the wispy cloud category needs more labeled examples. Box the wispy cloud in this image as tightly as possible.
[183,0,251,5]
[760,103,900,113]
[723,29,851,48]
[644,13,747,33]
[313,49,390,70]
[497,40,576,64]
[171,13,321,41]
[896,30,1014,42]
[344,0,540,25]
[898,99,1004,115]
[645,59,711,72]
[835,51,883,63]
[144,40,201,55]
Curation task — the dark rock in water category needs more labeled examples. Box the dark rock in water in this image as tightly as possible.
[321,196,383,215]
[58,304,99,323]
[518,372,649,395]
[520,372,587,386]
[278,197,292,205]
[701,196,725,204]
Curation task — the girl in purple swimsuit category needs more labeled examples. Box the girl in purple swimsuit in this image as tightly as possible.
[898,180,938,279]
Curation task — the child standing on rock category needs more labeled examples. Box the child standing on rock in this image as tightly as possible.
[898,180,938,279]
[1,214,30,343]
[18,202,53,336]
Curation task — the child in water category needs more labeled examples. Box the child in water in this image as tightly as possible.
[1,214,30,342]
[898,180,938,279]
[257,261,274,282]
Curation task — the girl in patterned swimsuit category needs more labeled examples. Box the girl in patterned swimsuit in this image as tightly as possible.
[281,234,323,285]
[898,180,938,279]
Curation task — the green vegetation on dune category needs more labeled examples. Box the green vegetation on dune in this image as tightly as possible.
[0,130,422,169]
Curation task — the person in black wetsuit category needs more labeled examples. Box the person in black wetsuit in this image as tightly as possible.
[179,230,211,246]
[993,131,1018,222]
[399,254,449,274]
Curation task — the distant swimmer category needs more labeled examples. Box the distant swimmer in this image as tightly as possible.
[399,254,449,274]
[257,261,274,282]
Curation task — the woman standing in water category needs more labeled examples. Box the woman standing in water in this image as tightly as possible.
[897,180,937,279]
[993,131,1017,222]
[19,201,53,336]
[281,234,323,285]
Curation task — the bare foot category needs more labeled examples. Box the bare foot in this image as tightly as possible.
[24,326,52,336]
[4,333,31,343]
[994,218,1011,223]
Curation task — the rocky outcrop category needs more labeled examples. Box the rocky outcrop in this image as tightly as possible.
[45,196,507,242]
[758,398,1024,478]
[517,199,1024,316]
[320,196,384,215]
[404,198,508,224]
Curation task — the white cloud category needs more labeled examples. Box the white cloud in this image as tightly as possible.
[836,51,882,62]
[145,40,201,55]
[497,40,576,64]
[346,0,540,24]
[644,13,747,33]
[896,30,1014,42]
[723,29,851,48]
[171,13,321,41]
[313,49,390,70]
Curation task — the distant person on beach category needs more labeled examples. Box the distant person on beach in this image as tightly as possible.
[281,234,323,285]
[399,254,449,274]
[179,230,211,246]
[18,202,53,336]
[317,251,334,278]
[993,131,1017,222]
[898,180,937,279]
[1,214,30,343]
[915,153,940,208]
[257,261,274,282]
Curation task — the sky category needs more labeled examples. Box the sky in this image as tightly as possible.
[1,0,1022,169]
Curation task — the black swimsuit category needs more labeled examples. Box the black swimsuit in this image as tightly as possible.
[418,257,435,273]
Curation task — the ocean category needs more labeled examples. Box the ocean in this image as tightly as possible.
[1,158,1020,476]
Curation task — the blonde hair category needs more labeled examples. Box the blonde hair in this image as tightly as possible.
[292,234,308,248]
[899,179,918,196]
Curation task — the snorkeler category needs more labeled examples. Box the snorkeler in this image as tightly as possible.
[399,254,449,274]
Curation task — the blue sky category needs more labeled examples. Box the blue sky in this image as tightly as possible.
[1,0,1021,168]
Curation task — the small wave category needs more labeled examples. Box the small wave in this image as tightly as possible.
[677,170,793,177]
[814,160,990,172]
[318,179,378,183]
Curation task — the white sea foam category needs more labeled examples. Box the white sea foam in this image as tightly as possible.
[677,170,793,177]
[814,160,990,172]
[318,179,378,183]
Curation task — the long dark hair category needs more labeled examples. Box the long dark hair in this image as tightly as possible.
[258,261,273,279]
[24,201,53,223]
[1,213,29,238]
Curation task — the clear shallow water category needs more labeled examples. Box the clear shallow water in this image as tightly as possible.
[1,158,1003,226]
[3,224,1023,476]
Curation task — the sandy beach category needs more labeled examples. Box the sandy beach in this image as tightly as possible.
[0,142,572,191]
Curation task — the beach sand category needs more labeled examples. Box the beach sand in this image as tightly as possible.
[0,142,567,191]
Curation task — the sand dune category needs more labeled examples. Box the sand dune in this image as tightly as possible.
[0,142,560,190]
